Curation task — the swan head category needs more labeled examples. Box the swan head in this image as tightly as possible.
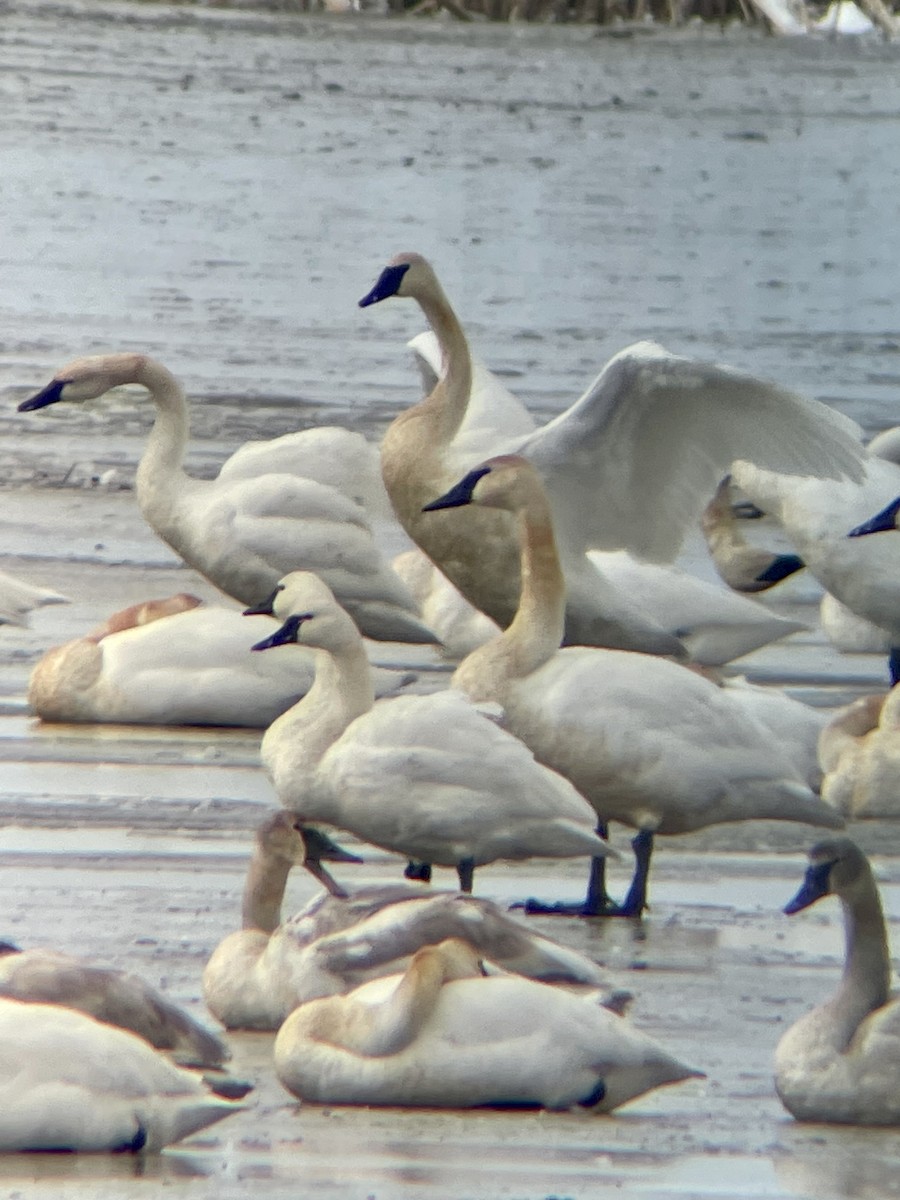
[423,455,539,516]
[18,354,150,411]
[358,253,433,307]
[847,495,900,539]
[784,837,871,914]
[256,811,363,899]
[249,571,359,655]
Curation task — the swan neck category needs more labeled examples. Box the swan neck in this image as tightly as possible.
[133,359,191,496]
[241,846,292,934]
[829,884,891,1046]
[414,286,472,444]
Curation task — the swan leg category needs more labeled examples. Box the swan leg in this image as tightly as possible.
[457,857,475,894]
[513,825,652,918]
[404,860,432,883]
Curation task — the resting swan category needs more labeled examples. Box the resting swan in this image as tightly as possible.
[274,937,702,1111]
[17,355,435,645]
[0,569,67,627]
[203,812,622,1031]
[776,837,900,1125]
[0,941,226,1068]
[360,252,863,653]
[28,593,414,727]
[426,455,843,916]
[247,571,612,894]
[0,998,244,1152]
[817,691,900,818]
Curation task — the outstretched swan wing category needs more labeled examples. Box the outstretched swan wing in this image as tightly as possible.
[510,341,865,563]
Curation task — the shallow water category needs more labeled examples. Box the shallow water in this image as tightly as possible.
[2,2,900,1197]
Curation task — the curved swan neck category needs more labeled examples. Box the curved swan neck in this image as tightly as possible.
[454,489,565,697]
[400,279,472,447]
[132,358,191,497]
[241,845,293,934]
[830,882,891,1044]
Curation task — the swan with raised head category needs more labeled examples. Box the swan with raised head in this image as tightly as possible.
[17,354,435,645]
[776,837,900,1125]
[0,998,244,1152]
[203,812,623,1031]
[247,571,612,894]
[0,569,68,627]
[360,252,863,653]
[28,593,415,727]
[817,691,900,818]
[274,937,702,1111]
[425,455,843,916]
[0,940,227,1068]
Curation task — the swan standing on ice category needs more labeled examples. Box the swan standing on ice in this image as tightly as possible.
[0,998,244,1152]
[17,354,435,645]
[28,593,415,727]
[425,455,843,916]
[203,812,623,1031]
[360,252,863,654]
[274,937,702,1111]
[776,837,900,1125]
[246,571,612,894]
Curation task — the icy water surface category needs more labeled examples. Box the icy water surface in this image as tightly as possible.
[2,3,900,1197]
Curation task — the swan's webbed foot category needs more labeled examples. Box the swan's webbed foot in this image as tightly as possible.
[512,832,653,919]
[404,860,432,883]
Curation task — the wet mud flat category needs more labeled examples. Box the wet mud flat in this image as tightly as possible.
[2,1,900,1197]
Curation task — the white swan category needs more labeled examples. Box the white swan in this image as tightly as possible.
[28,593,415,727]
[391,547,500,661]
[731,454,900,675]
[248,571,612,894]
[360,252,864,652]
[17,355,435,645]
[0,569,68,627]
[776,836,900,1125]
[0,940,227,1068]
[817,691,900,818]
[203,812,624,1031]
[425,455,843,916]
[274,937,702,1111]
[700,475,806,593]
[0,997,244,1152]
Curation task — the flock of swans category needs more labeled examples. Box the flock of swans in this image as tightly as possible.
[7,249,900,1151]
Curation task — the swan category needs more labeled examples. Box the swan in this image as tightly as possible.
[274,937,702,1111]
[28,592,415,727]
[700,475,805,593]
[0,941,227,1069]
[391,547,500,661]
[247,571,613,894]
[776,836,900,1125]
[360,252,863,653]
[203,812,625,1031]
[0,569,68,627]
[0,997,244,1152]
[816,691,900,818]
[17,354,436,645]
[731,454,900,678]
[425,455,843,916]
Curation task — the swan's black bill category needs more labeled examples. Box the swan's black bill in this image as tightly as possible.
[297,825,364,866]
[243,585,284,617]
[359,262,410,307]
[18,379,66,413]
[784,859,834,914]
[754,553,805,586]
[251,613,310,651]
[847,496,900,539]
[423,466,492,513]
